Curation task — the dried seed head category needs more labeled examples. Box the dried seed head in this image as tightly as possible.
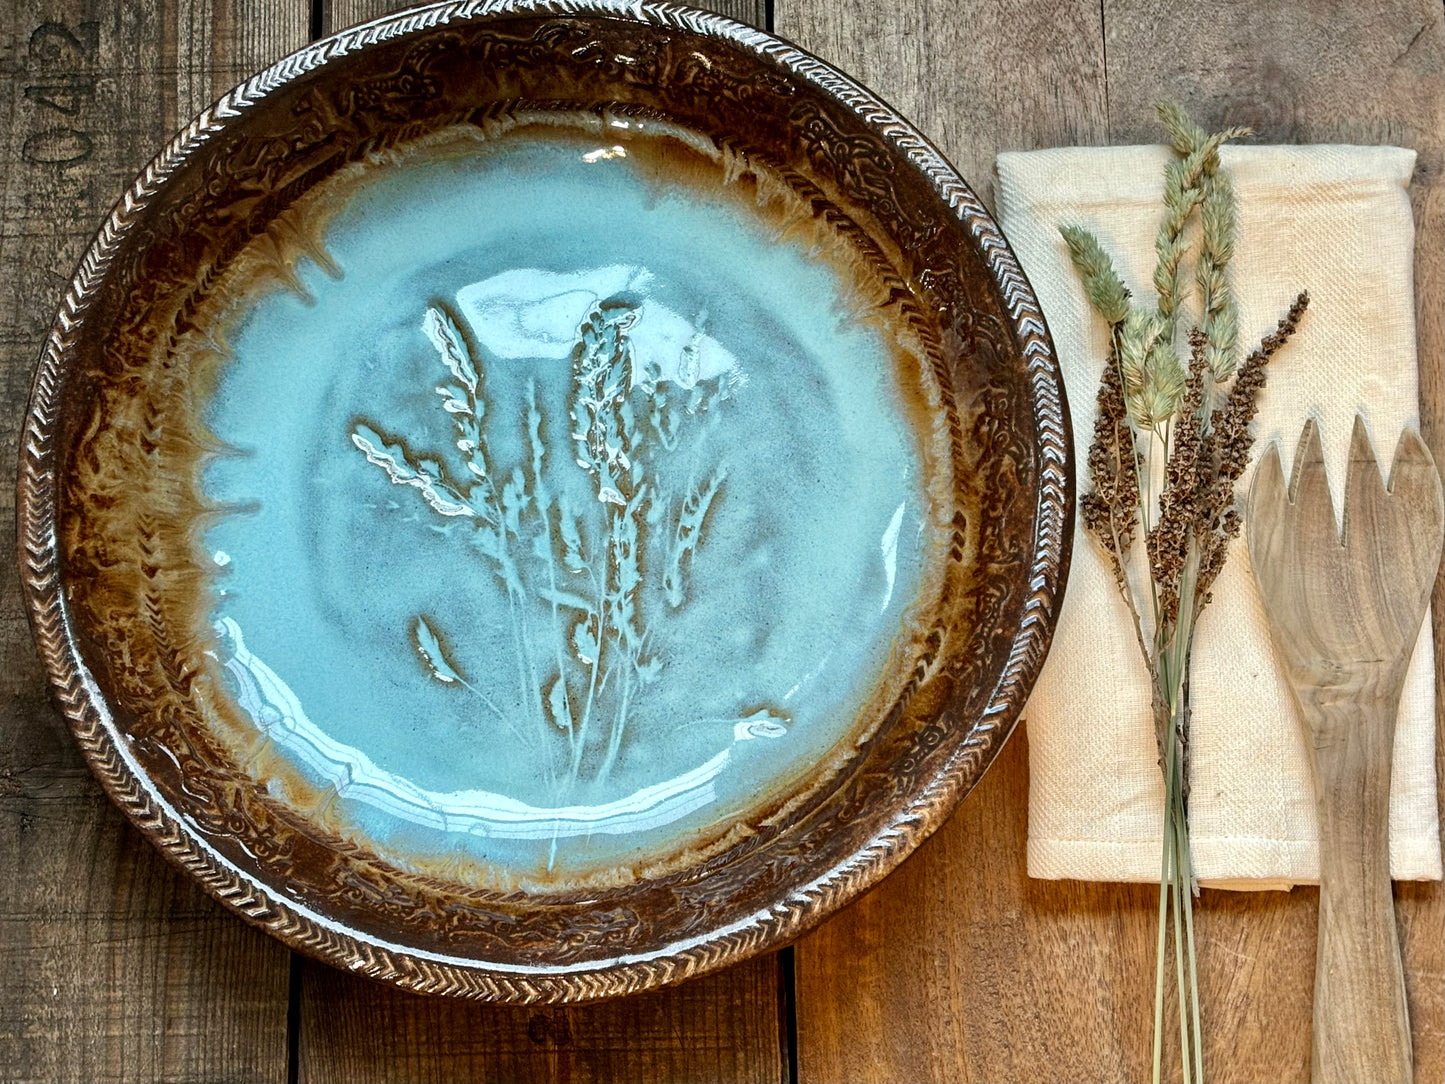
[1198,170,1240,379]
[1148,330,1210,624]
[1152,160,1205,337]
[1081,344,1141,581]
[1118,307,1165,414]
[1156,101,1253,163]
[1150,104,1251,343]
[1156,102,1209,156]
[1193,291,1310,605]
[1212,291,1309,482]
[1200,172,1237,265]
[1140,341,1187,429]
[1060,225,1132,326]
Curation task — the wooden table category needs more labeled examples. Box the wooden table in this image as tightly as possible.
[1,1,1441,1080]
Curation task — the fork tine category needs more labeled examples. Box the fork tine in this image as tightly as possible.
[1288,417,1339,548]
[1387,430,1444,519]
[1247,440,1289,577]
[1343,416,1422,647]
[1343,415,1388,552]
[1386,428,1445,585]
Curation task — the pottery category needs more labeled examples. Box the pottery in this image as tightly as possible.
[18,0,1071,1002]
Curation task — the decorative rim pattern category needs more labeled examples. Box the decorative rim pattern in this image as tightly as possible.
[17,0,1072,1002]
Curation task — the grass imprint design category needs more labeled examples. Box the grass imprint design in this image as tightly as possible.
[352,298,782,796]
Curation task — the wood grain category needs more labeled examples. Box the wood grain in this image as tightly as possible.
[297,957,785,1084]
[1105,8,1445,1079]
[795,730,1157,1082]
[775,0,1107,212]
[169,0,309,121]
[1248,418,1442,1083]
[785,0,1445,1082]
[776,1,1120,1081]
[0,2,306,1081]
[4,2,1443,1082]
[321,0,767,36]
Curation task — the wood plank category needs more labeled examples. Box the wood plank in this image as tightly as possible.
[298,958,784,1084]
[172,0,311,121]
[322,0,768,35]
[774,0,1107,213]
[786,0,1445,1082]
[774,1,1114,1080]
[0,2,307,1080]
[796,731,1165,1082]
[1103,5,1445,1082]
[298,5,786,1084]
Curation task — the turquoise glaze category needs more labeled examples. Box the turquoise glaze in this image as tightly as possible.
[201,123,934,880]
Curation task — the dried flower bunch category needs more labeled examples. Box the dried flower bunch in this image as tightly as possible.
[1061,104,1308,1084]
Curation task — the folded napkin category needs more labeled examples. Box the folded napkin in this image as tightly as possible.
[998,144,1443,888]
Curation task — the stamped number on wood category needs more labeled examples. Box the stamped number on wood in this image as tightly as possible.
[21,21,99,167]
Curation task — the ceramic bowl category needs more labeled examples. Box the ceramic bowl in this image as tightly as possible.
[18,0,1071,1001]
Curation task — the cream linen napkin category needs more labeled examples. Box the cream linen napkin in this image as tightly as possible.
[997,144,1443,888]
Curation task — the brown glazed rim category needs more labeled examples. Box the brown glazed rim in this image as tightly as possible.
[17,0,1071,1001]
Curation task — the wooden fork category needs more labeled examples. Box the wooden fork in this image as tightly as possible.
[1247,416,1442,1084]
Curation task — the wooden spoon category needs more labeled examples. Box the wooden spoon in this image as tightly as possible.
[1247,415,1442,1084]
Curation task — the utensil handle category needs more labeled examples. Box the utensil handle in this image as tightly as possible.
[1308,694,1413,1084]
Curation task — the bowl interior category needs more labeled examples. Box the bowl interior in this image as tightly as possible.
[26,2,1068,1001]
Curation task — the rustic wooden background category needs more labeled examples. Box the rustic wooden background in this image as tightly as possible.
[1,1,1441,1081]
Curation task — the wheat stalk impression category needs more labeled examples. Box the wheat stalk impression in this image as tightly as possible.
[1062,102,1308,1084]
[352,295,765,822]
